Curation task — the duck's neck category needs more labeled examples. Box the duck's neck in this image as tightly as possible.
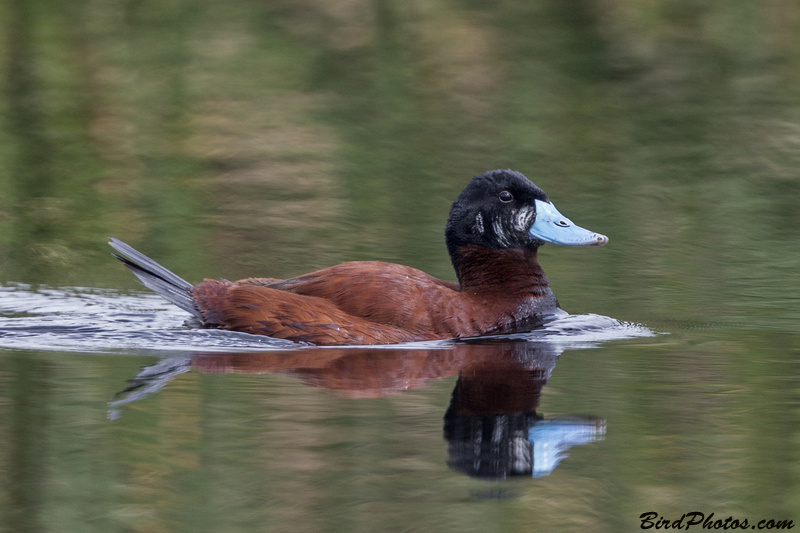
[452,245,551,296]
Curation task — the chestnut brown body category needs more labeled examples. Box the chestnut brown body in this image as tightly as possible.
[190,247,557,345]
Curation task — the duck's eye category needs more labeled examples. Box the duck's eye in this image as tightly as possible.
[499,191,513,203]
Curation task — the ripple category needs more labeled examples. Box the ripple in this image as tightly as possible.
[0,283,653,353]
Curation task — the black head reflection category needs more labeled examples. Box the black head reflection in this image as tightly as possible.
[444,340,604,479]
[111,339,605,479]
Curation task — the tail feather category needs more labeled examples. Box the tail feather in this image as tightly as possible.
[109,238,200,318]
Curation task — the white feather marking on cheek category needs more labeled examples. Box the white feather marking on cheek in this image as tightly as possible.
[515,205,534,232]
[474,212,484,235]
[492,218,511,247]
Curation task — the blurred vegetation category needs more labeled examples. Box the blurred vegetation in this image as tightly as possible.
[1,0,799,329]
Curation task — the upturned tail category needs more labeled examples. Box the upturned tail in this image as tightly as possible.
[109,238,200,319]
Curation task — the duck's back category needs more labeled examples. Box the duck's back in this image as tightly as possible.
[192,261,467,345]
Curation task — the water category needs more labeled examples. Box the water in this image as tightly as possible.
[2,1,800,531]
[0,284,660,532]
[3,285,798,532]
[0,283,652,354]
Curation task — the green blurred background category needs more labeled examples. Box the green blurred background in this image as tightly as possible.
[2,0,798,330]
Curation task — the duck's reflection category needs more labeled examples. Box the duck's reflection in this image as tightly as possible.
[111,340,604,479]
[443,341,604,478]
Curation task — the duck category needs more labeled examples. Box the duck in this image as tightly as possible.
[110,169,607,345]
